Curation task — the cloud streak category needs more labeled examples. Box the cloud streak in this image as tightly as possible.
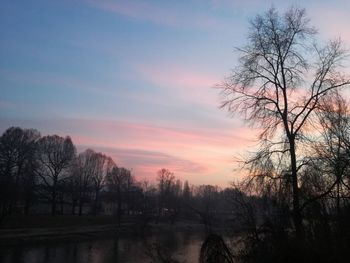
[135,63,219,105]
[0,117,256,185]
[79,146,208,181]
[86,0,227,30]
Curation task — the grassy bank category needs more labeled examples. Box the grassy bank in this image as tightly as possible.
[0,215,207,246]
[1,215,119,229]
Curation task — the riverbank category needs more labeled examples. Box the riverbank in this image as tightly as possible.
[0,215,208,246]
[0,215,120,245]
[0,215,119,229]
[0,225,206,263]
[0,224,121,245]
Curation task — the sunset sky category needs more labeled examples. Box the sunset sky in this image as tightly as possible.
[1,0,350,186]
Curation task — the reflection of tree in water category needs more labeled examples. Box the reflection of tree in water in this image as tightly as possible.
[144,230,183,263]
[144,233,234,263]
[199,234,234,263]
[144,242,182,263]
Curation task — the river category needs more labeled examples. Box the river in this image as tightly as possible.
[0,229,206,263]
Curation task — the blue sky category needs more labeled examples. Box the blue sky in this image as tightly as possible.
[1,0,350,186]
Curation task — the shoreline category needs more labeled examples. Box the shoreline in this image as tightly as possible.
[0,224,121,246]
[0,221,209,246]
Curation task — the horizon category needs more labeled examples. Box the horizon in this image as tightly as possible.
[1,0,350,187]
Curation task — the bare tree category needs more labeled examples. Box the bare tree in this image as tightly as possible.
[91,154,114,215]
[195,185,220,232]
[74,149,95,215]
[139,180,157,226]
[182,180,193,219]
[37,135,76,215]
[183,180,191,201]
[219,7,350,238]
[0,127,40,217]
[156,168,175,223]
[106,166,132,226]
[68,149,115,215]
[310,92,350,214]
[66,163,80,215]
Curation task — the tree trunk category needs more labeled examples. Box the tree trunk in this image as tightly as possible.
[117,189,121,226]
[24,178,34,216]
[71,200,76,215]
[60,196,64,215]
[289,136,304,239]
[24,196,31,215]
[94,189,99,216]
[51,175,58,216]
[336,178,340,216]
[51,190,56,216]
[79,200,83,216]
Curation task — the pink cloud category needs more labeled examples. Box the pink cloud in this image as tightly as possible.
[70,119,254,150]
[137,64,218,88]
[135,63,221,106]
[77,146,209,182]
[66,118,257,185]
[0,116,256,187]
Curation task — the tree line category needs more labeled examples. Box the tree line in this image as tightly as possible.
[0,127,129,219]
[0,127,241,229]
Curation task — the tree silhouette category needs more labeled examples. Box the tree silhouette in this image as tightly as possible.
[37,135,76,215]
[91,154,115,215]
[310,92,350,214]
[106,166,132,226]
[0,127,40,218]
[156,168,175,223]
[219,7,350,238]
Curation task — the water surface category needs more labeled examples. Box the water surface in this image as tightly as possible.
[0,230,205,263]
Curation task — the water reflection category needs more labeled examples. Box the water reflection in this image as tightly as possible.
[0,231,204,263]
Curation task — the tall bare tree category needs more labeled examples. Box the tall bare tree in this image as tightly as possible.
[106,166,132,226]
[219,7,350,238]
[156,168,175,223]
[91,154,115,215]
[74,149,95,215]
[0,127,40,217]
[37,135,76,215]
[68,149,115,215]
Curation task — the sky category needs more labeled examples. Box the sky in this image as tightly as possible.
[1,0,350,186]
